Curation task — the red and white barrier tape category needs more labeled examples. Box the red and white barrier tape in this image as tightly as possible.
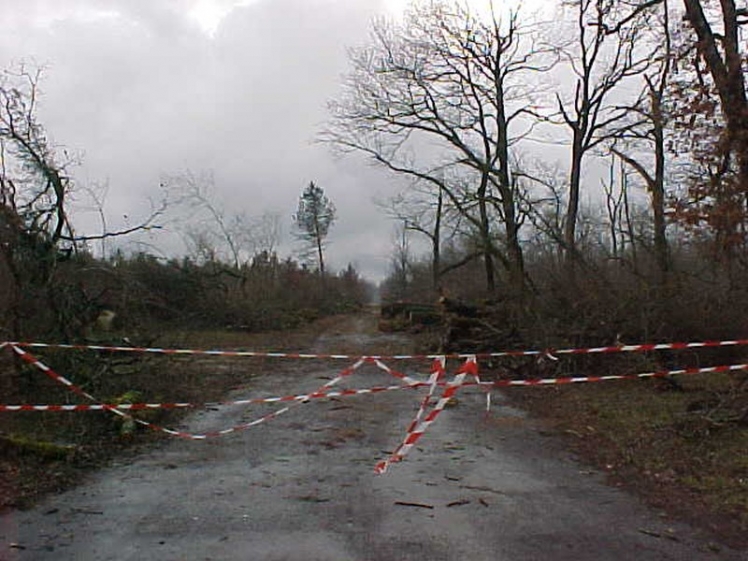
[7,345,344,439]
[5,345,442,441]
[0,385,423,412]
[483,363,748,387]
[6,360,745,413]
[375,356,478,474]
[372,360,748,473]
[5,344,747,410]
[4,341,397,360]
[406,358,447,433]
[9,344,140,427]
[5,342,748,470]
[6,337,748,360]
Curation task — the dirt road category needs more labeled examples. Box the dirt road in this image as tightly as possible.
[0,316,743,560]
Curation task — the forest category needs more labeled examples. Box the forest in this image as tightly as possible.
[0,0,747,534]
[339,0,748,351]
[352,2,747,537]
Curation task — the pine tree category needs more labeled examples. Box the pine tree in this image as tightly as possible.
[293,181,336,276]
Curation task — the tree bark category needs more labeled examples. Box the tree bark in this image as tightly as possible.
[565,129,585,270]
[478,173,496,293]
[432,189,442,292]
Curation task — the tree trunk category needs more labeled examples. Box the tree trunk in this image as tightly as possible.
[495,85,525,297]
[565,130,584,267]
[317,237,325,277]
[478,174,495,293]
[502,191,525,297]
[652,92,670,281]
[432,189,442,292]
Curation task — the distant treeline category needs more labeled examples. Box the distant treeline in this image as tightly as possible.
[1,248,373,344]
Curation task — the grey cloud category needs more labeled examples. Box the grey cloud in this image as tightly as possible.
[1,0,402,280]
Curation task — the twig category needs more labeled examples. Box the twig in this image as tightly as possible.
[394,501,434,509]
[446,499,470,507]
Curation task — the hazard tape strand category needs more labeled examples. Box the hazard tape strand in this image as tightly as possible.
[4,342,748,470]
[5,345,444,441]
[7,345,345,439]
[375,357,478,474]
[0,385,422,412]
[6,337,748,360]
[405,357,446,435]
[3,361,747,412]
[485,363,748,387]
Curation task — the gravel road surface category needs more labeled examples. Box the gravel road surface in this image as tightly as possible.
[1,317,743,560]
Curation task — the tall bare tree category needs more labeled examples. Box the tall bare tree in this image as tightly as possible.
[380,182,452,292]
[671,0,748,256]
[389,220,412,299]
[683,0,748,187]
[554,0,651,264]
[0,65,162,343]
[323,0,551,295]
[0,65,78,341]
[0,66,74,247]
[601,0,748,257]
[610,0,672,280]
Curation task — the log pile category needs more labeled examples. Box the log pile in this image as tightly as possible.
[438,296,521,354]
[437,297,565,382]
[379,301,442,331]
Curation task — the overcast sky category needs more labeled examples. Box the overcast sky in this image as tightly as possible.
[0,0,446,282]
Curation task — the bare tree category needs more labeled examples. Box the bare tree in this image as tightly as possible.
[389,221,412,300]
[0,64,162,342]
[682,0,748,192]
[379,181,455,292]
[666,0,748,257]
[601,0,748,258]
[600,155,641,269]
[602,156,626,260]
[165,170,280,270]
[0,65,82,343]
[553,0,651,265]
[609,0,672,280]
[0,66,75,247]
[169,170,243,268]
[322,0,552,295]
